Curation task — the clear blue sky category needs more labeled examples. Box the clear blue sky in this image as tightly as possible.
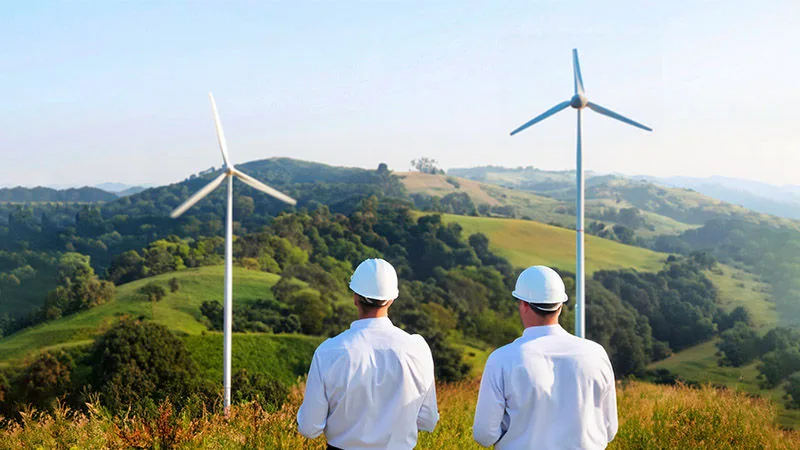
[2,1,798,187]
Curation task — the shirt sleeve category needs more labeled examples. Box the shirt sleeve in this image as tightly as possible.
[473,354,506,447]
[603,375,619,442]
[297,350,328,439]
[416,336,440,432]
[417,377,440,431]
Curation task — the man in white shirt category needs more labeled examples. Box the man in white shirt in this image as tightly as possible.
[297,258,439,450]
[473,265,618,449]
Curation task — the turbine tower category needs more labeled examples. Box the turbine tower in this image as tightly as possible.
[510,49,652,338]
[171,93,297,411]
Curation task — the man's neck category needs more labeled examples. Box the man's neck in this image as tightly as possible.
[522,318,560,328]
[358,309,389,320]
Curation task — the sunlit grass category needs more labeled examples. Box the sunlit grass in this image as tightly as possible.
[1,380,796,449]
[431,213,666,273]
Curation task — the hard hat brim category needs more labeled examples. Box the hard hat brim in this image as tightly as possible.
[350,282,399,301]
[512,290,569,305]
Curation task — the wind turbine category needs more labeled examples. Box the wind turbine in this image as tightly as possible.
[171,93,297,411]
[510,49,652,338]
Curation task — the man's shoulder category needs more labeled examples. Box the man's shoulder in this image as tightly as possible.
[576,336,611,357]
[386,325,433,357]
[485,339,523,368]
[313,331,351,355]
[314,325,431,354]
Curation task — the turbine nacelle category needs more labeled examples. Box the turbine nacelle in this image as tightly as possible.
[570,94,588,109]
[509,48,653,136]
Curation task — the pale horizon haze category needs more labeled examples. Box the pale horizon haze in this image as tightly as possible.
[1,1,798,188]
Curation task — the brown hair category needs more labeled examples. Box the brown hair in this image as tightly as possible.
[528,302,563,317]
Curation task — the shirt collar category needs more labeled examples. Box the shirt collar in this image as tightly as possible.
[521,324,568,340]
[350,317,393,330]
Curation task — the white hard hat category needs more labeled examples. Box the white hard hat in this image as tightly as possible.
[349,258,399,301]
[512,266,568,311]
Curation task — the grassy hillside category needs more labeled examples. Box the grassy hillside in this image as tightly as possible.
[646,264,800,425]
[649,264,776,385]
[400,172,573,225]
[2,379,797,449]
[428,213,667,273]
[401,172,705,237]
[448,166,800,231]
[648,264,775,381]
[185,333,323,387]
[707,265,776,329]
[0,266,280,363]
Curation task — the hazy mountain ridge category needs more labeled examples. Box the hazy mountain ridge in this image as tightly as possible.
[634,175,800,220]
[0,186,118,203]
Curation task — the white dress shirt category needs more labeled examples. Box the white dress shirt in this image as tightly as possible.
[473,324,617,450]
[297,317,439,449]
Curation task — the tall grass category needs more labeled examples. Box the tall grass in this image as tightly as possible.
[1,380,796,449]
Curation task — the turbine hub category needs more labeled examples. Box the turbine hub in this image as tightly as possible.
[570,94,588,109]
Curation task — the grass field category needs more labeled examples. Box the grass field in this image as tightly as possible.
[185,333,323,387]
[429,212,667,273]
[0,266,281,364]
[400,172,574,225]
[706,265,777,329]
[2,379,797,449]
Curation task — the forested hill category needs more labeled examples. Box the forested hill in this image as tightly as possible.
[0,186,117,203]
[101,158,405,220]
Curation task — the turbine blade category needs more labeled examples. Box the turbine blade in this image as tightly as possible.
[233,169,297,205]
[573,49,585,96]
[510,101,571,136]
[170,172,227,218]
[209,93,232,168]
[587,102,652,132]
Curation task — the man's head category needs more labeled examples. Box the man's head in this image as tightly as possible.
[349,258,399,318]
[512,266,568,327]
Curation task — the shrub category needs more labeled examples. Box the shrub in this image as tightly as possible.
[90,319,199,413]
[289,289,330,335]
[168,277,180,293]
[200,300,223,330]
[239,257,260,271]
[232,369,289,411]
[4,351,73,413]
[139,282,166,302]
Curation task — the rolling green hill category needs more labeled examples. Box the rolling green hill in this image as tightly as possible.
[426,212,666,273]
[400,172,574,225]
[448,166,800,231]
[0,266,281,363]
[649,266,776,387]
[401,171,701,238]
[645,264,800,425]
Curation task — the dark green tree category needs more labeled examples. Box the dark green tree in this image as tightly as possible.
[90,319,199,412]
[717,322,760,367]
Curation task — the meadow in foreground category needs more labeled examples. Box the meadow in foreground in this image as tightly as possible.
[1,379,797,449]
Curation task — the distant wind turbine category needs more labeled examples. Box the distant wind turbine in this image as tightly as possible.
[510,49,652,338]
[171,93,297,411]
